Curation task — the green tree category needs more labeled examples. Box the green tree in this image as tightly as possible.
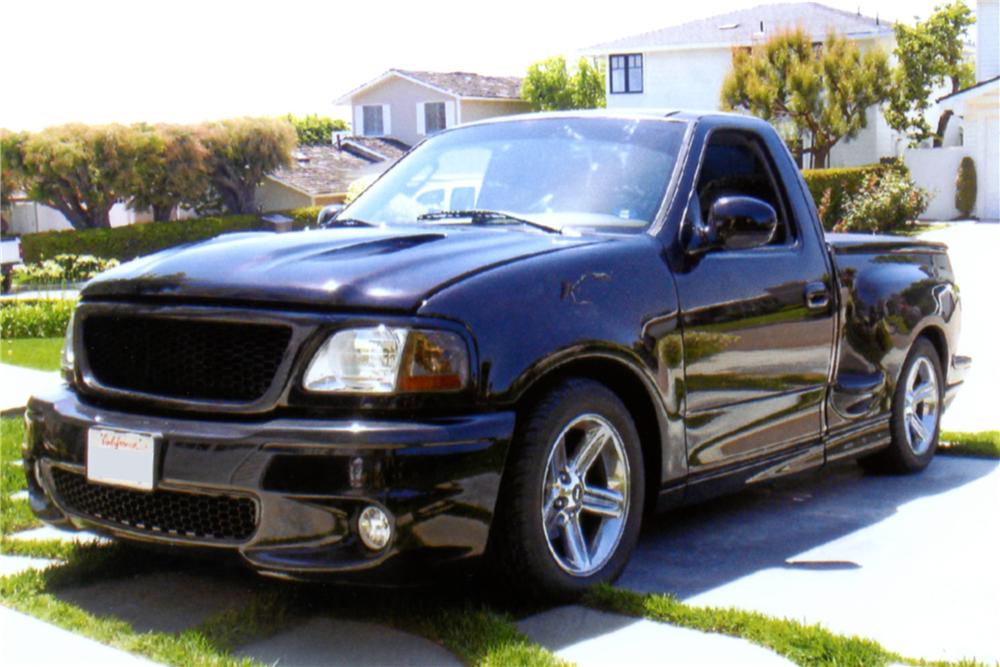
[885,1,976,147]
[522,56,606,111]
[721,29,891,168]
[17,124,145,229]
[199,117,296,215]
[284,113,348,145]
[129,124,211,222]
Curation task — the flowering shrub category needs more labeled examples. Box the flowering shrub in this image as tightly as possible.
[833,170,930,233]
[12,255,120,286]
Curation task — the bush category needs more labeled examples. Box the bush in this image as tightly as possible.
[12,255,119,286]
[0,299,76,338]
[284,114,348,146]
[955,156,977,218]
[802,161,908,230]
[833,169,929,233]
[20,210,317,263]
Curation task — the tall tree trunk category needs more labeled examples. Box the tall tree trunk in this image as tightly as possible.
[933,110,954,148]
[90,206,112,229]
[153,203,176,222]
[811,146,830,170]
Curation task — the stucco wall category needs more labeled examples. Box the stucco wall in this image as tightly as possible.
[351,76,457,146]
[605,48,734,111]
[903,147,970,220]
[460,99,531,124]
[255,178,314,213]
[6,201,156,235]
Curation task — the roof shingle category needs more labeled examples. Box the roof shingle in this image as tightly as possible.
[268,140,409,196]
[393,70,524,99]
[584,2,894,52]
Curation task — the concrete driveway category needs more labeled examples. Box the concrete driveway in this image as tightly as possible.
[621,455,1000,663]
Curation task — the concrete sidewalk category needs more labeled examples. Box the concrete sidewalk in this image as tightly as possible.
[0,364,59,415]
[0,606,159,666]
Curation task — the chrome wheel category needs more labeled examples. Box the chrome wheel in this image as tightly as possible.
[541,413,630,577]
[903,357,939,456]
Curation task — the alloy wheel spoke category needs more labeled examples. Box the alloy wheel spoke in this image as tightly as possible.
[582,485,625,518]
[911,382,936,405]
[571,425,610,476]
[562,515,590,571]
[549,438,568,478]
[910,413,931,443]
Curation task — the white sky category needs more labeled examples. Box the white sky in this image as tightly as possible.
[2,0,973,131]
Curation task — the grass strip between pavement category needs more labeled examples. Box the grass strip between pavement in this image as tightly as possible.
[582,585,989,667]
[939,431,1000,459]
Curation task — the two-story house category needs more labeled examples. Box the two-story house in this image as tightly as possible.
[336,69,531,146]
[580,2,899,168]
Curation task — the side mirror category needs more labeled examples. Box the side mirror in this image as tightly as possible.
[317,204,344,226]
[707,196,778,250]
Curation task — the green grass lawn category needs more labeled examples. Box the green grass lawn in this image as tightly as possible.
[940,431,1000,459]
[1,337,63,371]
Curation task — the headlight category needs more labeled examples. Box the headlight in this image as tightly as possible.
[60,311,76,380]
[302,326,469,394]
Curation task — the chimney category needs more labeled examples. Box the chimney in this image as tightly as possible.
[977,0,1000,81]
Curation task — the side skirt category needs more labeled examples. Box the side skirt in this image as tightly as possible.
[657,415,892,510]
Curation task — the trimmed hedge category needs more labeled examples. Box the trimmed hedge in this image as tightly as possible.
[20,208,321,263]
[0,299,76,338]
[802,161,908,231]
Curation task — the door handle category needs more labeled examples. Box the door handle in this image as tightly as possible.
[804,282,830,310]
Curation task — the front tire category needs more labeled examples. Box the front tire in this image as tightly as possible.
[490,378,644,599]
[862,338,943,474]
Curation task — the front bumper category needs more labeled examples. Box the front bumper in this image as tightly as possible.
[23,385,516,581]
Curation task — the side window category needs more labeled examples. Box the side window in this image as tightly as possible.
[695,131,795,245]
[424,102,447,134]
[362,105,384,137]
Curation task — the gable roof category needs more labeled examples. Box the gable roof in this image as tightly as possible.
[267,140,409,196]
[336,69,524,105]
[582,2,894,54]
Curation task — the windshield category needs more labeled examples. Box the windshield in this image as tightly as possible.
[343,116,688,233]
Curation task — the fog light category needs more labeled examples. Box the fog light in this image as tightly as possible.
[358,505,392,551]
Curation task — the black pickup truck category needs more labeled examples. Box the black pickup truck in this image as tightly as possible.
[24,111,969,597]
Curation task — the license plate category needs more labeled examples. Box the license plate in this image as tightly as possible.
[87,428,157,491]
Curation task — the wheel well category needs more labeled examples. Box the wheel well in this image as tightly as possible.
[917,326,948,382]
[516,357,663,515]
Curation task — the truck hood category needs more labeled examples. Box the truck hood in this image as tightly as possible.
[82,225,601,311]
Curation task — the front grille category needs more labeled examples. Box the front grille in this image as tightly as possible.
[82,315,291,402]
[51,468,257,542]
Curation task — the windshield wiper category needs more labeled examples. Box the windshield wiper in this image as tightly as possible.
[416,209,560,233]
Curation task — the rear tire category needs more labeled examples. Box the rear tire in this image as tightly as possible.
[861,338,942,474]
[489,378,644,599]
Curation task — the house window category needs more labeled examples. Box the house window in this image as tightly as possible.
[425,102,447,134]
[362,105,384,136]
[610,54,643,94]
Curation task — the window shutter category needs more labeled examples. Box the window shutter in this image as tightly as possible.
[353,106,364,136]
[382,104,392,137]
[444,101,456,128]
[416,102,426,135]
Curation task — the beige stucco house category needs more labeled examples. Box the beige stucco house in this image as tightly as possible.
[336,69,530,146]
